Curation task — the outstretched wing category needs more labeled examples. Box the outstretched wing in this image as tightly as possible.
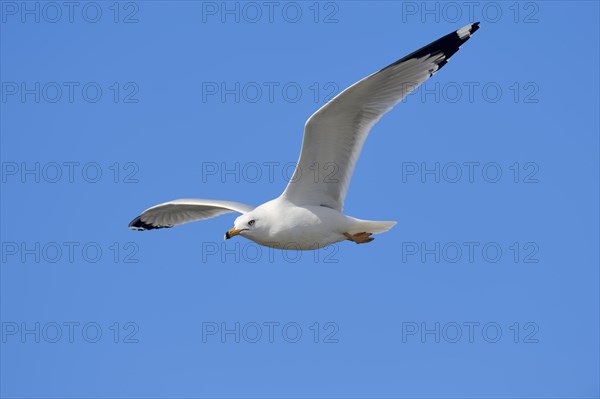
[128,199,255,230]
[281,23,480,210]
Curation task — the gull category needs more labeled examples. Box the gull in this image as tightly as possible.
[129,23,480,250]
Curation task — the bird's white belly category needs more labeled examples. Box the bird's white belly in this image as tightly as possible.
[246,204,349,250]
[256,226,344,250]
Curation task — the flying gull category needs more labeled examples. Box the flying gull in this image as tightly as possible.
[129,23,481,250]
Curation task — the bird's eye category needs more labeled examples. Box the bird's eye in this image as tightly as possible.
[248,220,255,226]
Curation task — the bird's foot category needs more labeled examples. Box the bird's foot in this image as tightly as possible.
[343,232,374,244]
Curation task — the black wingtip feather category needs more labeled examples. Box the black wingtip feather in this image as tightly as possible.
[381,22,480,74]
[128,216,172,231]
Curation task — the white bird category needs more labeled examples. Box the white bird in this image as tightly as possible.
[129,23,480,250]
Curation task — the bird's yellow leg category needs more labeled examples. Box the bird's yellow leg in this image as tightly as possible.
[343,232,374,244]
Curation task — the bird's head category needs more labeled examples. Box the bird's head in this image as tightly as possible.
[225,212,263,241]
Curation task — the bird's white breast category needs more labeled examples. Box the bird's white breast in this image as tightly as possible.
[247,199,349,250]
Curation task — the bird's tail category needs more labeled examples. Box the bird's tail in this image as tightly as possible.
[347,219,397,235]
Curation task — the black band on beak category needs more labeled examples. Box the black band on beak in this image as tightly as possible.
[225,231,231,239]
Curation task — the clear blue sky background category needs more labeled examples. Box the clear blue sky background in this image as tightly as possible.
[1,1,599,398]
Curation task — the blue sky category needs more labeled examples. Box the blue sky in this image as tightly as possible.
[1,1,599,398]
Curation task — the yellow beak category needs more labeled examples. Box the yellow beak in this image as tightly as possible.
[224,228,244,240]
